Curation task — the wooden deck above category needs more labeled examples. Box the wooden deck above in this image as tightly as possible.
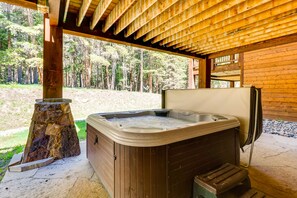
[4,0,297,59]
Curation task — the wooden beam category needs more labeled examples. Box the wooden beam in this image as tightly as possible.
[77,0,92,27]
[114,0,157,35]
[90,0,113,30]
[147,0,244,44]
[208,33,297,59]
[199,58,211,88]
[240,53,244,87]
[0,0,37,10]
[43,13,63,98]
[134,0,199,40]
[230,81,235,88]
[211,75,240,81]
[63,0,70,22]
[212,63,241,73]
[188,59,195,89]
[102,0,136,33]
[125,0,179,37]
[63,12,205,59]
[48,0,61,26]
[165,0,290,48]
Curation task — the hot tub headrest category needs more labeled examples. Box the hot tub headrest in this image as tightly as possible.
[163,87,262,148]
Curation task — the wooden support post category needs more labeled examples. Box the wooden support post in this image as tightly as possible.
[239,53,244,87]
[230,81,235,88]
[43,13,63,98]
[188,59,195,89]
[199,58,211,88]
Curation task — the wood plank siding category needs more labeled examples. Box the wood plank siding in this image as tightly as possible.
[114,144,167,198]
[87,125,115,197]
[243,42,297,121]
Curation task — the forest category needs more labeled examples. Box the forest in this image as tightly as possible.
[0,3,189,93]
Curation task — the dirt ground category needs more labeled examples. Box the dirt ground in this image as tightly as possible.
[0,85,161,131]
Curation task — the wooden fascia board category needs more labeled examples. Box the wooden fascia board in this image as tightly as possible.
[208,33,297,59]
[63,13,205,59]
[212,63,241,73]
[0,0,37,10]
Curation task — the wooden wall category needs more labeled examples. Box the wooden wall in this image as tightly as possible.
[243,42,297,121]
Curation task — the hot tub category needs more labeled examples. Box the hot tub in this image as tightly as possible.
[86,109,240,198]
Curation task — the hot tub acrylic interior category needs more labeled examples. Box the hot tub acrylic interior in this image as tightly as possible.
[86,109,240,198]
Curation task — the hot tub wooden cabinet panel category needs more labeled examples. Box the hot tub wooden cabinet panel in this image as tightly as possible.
[87,125,114,197]
[114,144,167,198]
[87,124,239,198]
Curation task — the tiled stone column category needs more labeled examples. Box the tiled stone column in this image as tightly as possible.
[23,99,80,163]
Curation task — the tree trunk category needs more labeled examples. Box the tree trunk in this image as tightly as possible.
[17,66,23,83]
[84,41,92,88]
[33,67,38,83]
[6,6,12,83]
[106,66,110,89]
[72,71,77,88]
[129,71,134,91]
[7,67,12,83]
[122,62,127,90]
[111,60,116,90]
[30,67,33,84]
[149,72,153,93]
[96,65,99,88]
[28,9,37,85]
[140,49,144,92]
[79,72,83,87]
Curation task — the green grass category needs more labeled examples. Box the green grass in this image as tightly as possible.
[0,120,87,182]
[0,83,42,89]
[0,129,29,149]
[75,120,87,140]
[0,145,24,181]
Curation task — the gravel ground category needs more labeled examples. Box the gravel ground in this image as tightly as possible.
[263,119,297,138]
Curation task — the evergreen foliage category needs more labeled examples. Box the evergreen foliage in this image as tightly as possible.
[0,3,189,93]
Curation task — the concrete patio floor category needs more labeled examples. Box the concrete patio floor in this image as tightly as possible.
[0,134,296,198]
[0,142,109,198]
[241,133,297,198]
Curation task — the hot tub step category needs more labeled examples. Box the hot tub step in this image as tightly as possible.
[240,188,270,198]
[193,163,268,198]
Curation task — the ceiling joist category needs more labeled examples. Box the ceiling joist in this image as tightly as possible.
[102,0,136,33]
[63,0,70,22]
[114,0,157,35]
[147,0,244,44]
[209,33,297,59]
[164,0,272,47]
[90,0,113,30]
[77,0,92,26]
[190,11,297,54]
[134,0,199,40]
[124,0,179,37]
[183,2,297,53]
[200,22,297,55]
[176,1,296,51]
